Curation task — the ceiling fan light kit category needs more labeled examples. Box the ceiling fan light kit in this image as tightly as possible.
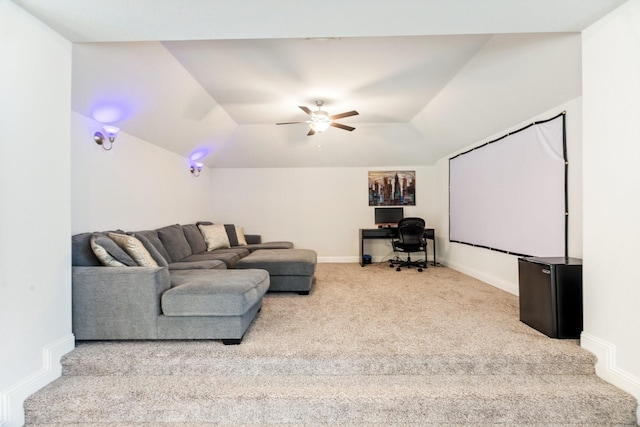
[277,100,358,136]
[310,109,331,132]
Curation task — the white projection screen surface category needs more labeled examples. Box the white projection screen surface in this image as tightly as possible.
[449,113,566,257]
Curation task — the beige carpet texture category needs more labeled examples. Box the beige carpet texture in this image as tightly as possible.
[24,263,638,425]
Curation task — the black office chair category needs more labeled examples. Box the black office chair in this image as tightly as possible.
[389,217,428,272]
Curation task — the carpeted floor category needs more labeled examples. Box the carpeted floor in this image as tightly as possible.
[24,263,638,425]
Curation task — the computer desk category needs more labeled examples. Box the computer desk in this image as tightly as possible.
[359,227,436,267]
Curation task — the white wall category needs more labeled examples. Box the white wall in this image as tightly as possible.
[581,0,640,404]
[0,3,74,426]
[432,98,583,295]
[209,166,436,262]
[412,32,582,164]
[71,113,215,233]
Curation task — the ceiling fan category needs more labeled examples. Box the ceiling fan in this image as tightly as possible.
[276,100,359,136]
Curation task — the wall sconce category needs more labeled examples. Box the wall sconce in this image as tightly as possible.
[190,162,203,177]
[94,125,120,151]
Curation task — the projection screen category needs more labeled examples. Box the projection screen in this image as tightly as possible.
[449,113,566,257]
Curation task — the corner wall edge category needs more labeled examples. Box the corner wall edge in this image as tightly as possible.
[581,331,640,425]
[0,334,75,427]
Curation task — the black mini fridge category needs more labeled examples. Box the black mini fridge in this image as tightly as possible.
[518,257,583,338]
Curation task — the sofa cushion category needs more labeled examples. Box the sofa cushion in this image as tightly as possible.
[90,234,137,267]
[181,224,207,254]
[169,260,227,270]
[72,233,101,266]
[157,224,192,262]
[181,251,242,269]
[133,230,172,263]
[163,269,269,316]
[212,247,251,258]
[243,241,294,252]
[109,233,158,267]
[236,249,316,276]
[198,224,231,251]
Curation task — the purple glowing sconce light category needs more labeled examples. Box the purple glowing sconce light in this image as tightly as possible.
[91,102,128,151]
[190,162,204,177]
[94,125,120,151]
[189,149,210,177]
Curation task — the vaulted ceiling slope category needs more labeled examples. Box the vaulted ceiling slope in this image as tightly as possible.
[13,0,627,168]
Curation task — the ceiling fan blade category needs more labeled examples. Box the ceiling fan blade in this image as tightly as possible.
[276,121,309,125]
[331,122,356,132]
[307,128,316,136]
[299,106,313,115]
[330,110,359,120]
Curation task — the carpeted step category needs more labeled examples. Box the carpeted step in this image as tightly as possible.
[60,341,598,377]
[24,373,637,425]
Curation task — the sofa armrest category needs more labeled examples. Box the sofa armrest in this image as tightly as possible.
[72,266,171,340]
[244,234,261,244]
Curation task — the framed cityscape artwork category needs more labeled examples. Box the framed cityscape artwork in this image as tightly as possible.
[368,170,416,206]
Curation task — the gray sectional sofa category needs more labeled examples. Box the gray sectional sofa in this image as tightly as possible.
[71,222,295,344]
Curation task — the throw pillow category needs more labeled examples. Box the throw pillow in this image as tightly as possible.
[198,224,231,251]
[235,226,248,246]
[223,224,239,247]
[90,234,137,267]
[90,236,122,267]
[133,229,172,262]
[108,232,159,267]
[223,224,248,247]
[132,233,169,268]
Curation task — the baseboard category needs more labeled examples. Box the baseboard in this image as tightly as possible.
[0,333,75,427]
[317,255,398,264]
[581,332,640,425]
[445,259,519,295]
[317,256,358,263]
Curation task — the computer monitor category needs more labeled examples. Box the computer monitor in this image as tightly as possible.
[374,207,404,227]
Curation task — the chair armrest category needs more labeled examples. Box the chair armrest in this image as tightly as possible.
[72,266,170,340]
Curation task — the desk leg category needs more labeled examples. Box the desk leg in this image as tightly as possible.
[432,238,437,266]
[359,234,364,267]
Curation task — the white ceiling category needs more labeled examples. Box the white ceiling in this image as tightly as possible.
[12,0,628,168]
